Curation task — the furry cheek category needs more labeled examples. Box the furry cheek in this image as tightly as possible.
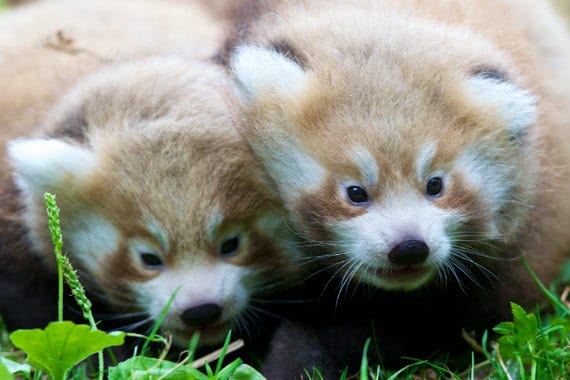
[447,156,509,239]
[133,263,250,335]
[332,199,454,270]
[171,265,247,311]
[64,214,168,306]
[294,177,368,241]
[66,212,122,275]
[332,203,456,291]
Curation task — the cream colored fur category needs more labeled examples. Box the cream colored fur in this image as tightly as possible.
[0,0,224,161]
[231,0,570,301]
[0,1,300,347]
[226,1,570,375]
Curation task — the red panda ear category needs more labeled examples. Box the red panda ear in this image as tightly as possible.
[231,45,309,102]
[7,138,96,198]
[465,73,537,140]
[240,129,327,205]
[230,45,326,204]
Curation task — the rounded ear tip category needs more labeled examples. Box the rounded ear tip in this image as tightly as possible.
[465,74,537,139]
[6,139,36,165]
[6,138,96,186]
[231,44,308,101]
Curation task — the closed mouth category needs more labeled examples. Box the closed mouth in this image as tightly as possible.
[361,265,434,288]
[382,265,431,282]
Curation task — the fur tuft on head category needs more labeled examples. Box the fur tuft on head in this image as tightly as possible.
[231,45,309,101]
[7,138,96,197]
[465,74,537,139]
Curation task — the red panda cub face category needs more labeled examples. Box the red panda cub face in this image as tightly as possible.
[7,58,299,347]
[230,12,538,291]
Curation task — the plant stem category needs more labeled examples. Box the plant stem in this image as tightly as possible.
[57,257,64,322]
[44,193,105,380]
[44,193,64,322]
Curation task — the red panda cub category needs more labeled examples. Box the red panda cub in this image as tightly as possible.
[228,0,570,375]
[0,57,300,350]
[0,1,300,351]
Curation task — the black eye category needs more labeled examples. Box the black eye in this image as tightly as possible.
[426,177,444,196]
[346,186,369,203]
[220,237,240,256]
[140,252,163,268]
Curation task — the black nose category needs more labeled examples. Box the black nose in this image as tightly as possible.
[388,240,430,266]
[180,303,222,327]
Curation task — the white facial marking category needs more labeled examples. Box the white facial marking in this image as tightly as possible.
[454,148,510,237]
[67,212,120,272]
[7,138,96,197]
[136,261,251,346]
[465,75,537,136]
[206,205,224,241]
[351,147,379,186]
[231,45,308,101]
[334,192,454,290]
[147,220,169,252]
[416,141,437,182]
[259,138,326,202]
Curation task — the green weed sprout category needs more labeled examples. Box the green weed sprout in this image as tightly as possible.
[44,193,95,327]
[9,193,124,380]
[478,258,570,380]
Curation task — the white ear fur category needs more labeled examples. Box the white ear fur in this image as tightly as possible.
[7,138,96,196]
[231,45,309,101]
[465,75,537,138]
[253,137,326,203]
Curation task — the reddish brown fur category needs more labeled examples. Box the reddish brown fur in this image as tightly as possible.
[0,1,300,352]
[235,0,570,285]
[226,0,570,376]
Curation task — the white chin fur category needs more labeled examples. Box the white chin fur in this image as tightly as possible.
[333,196,453,290]
[261,137,327,203]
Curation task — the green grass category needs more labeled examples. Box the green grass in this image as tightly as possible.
[1,194,266,380]
[0,194,569,379]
